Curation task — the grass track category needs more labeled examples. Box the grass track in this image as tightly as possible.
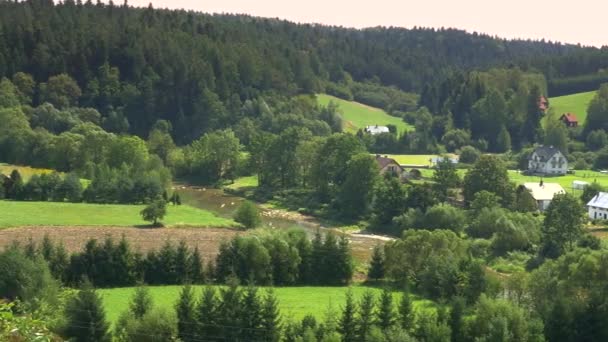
[317,94,413,134]
[0,201,236,228]
[99,285,437,325]
[549,91,596,125]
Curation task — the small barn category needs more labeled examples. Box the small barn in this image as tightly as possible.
[559,113,579,128]
[364,125,390,135]
[572,180,589,190]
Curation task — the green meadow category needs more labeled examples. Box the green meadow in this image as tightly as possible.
[0,201,236,228]
[317,94,413,134]
[549,91,596,125]
[99,285,437,325]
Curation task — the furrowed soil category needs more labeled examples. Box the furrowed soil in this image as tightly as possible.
[0,226,241,258]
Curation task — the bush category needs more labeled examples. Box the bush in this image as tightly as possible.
[0,248,59,305]
[233,200,261,229]
[458,146,480,164]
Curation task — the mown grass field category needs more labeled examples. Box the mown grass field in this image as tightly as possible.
[99,285,437,325]
[224,175,259,191]
[507,170,608,192]
[0,201,236,228]
[549,91,596,125]
[0,163,57,181]
[317,94,413,134]
[383,154,459,166]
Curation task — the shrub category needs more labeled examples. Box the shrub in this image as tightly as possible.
[140,199,167,226]
[458,145,480,164]
[233,200,261,229]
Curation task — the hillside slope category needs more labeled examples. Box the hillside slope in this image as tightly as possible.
[549,91,596,125]
[317,94,413,134]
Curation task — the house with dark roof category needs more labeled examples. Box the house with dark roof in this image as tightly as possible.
[375,155,405,179]
[559,113,579,127]
[527,145,568,175]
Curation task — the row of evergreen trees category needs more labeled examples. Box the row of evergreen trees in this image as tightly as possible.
[1,169,82,202]
[15,229,354,288]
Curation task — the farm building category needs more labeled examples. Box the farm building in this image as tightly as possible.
[430,156,459,166]
[365,125,390,135]
[523,181,566,211]
[587,192,608,220]
[559,113,579,127]
[572,180,589,190]
[375,155,406,180]
[527,145,568,176]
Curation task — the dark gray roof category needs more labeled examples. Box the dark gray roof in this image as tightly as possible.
[529,145,561,162]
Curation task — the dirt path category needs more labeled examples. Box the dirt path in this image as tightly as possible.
[0,226,241,259]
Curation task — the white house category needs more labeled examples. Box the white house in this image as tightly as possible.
[587,192,608,220]
[523,181,566,211]
[527,146,568,175]
[364,125,390,135]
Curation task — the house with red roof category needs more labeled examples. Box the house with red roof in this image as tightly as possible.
[559,113,579,128]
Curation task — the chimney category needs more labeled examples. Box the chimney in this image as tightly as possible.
[539,179,544,187]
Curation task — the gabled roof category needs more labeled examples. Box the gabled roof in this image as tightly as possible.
[529,145,562,162]
[560,113,579,123]
[375,155,401,170]
[587,192,608,209]
[523,182,566,201]
[538,96,549,111]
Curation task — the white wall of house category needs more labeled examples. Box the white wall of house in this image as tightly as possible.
[538,200,552,211]
[589,206,608,220]
[528,151,568,175]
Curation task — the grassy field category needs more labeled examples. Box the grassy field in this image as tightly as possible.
[0,201,236,228]
[549,91,596,125]
[224,175,259,191]
[0,163,57,181]
[507,170,608,192]
[99,285,437,325]
[382,154,459,166]
[317,94,413,134]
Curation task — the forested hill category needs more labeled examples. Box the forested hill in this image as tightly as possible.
[1,0,607,139]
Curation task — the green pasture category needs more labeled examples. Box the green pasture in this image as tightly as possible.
[0,163,57,181]
[0,201,236,228]
[317,94,413,134]
[507,170,608,192]
[99,285,437,325]
[549,91,596,125]
[224,175,259,191]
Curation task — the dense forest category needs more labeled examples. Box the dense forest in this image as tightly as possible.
[1,0,608,142]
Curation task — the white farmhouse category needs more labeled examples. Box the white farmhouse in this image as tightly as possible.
[587,192,608,220]
[523,181,566,211]
[364,125,390,135]
[527,146,568,175]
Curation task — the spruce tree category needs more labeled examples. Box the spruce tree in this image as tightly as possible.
[260,289,281,342]
[337,235,354,285]
[356,291,375,341]
[339,289,357,342]
[376,288,394,331]
[63,281,111,342]
[398,289,414,331]
[367,245,385,281]
[129,285,153,319]
[175,240,191,284]
[241,286,263,341]
[196,287,218,341]
[175,285,197,342]
[218,280,242,340]
[189,246,205,284]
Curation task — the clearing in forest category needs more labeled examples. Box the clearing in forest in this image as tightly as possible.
[317,94,413,134]
[548,91,596,125]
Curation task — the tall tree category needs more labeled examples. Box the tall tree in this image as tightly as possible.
[463,155,514,206]
[63,282,111,342]
[542,193,586,257]
[338,153,379,219]
[175,285,197,342]
[339,289,358,342]
[356,291,375,341]
[376,288,395,331]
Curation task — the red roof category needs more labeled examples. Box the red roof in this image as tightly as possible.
[560,113,578,123]
[538,96,548,111]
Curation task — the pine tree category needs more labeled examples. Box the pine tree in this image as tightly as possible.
[129,285,153,319]
[260,289,281,342]
[398,289,414,331]
[218,280,242,340]
[189,246,205,284]
[356,291,375,341]
[175,285,197,342]
[241,286,263,340]
[367,245,385,281]
[175,240,191,284]
[196,287,218,341]
[311,230,324,284]
[339,289,357,342]
[63,281,111,342]
[337,234,354,285]
[377,288,394,331]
